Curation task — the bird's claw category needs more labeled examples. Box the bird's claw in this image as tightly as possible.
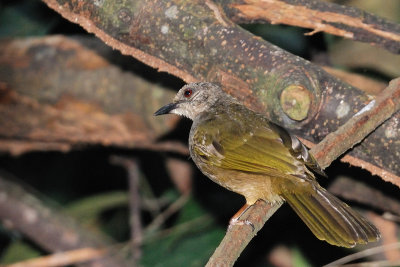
[228,218,255,232]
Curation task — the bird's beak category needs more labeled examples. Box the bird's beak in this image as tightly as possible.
[154,102,178,116]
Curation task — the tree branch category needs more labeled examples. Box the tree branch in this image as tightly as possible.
[0,36,180,155]
[38,0,400,181]
[206,201,282,267]
[310,78,400,187]
[3,1,396,265]
[0,173,129,267]
[224,0,400,54]
[109,157,143,262]
[328,177,400,216]
[7,247,108,267]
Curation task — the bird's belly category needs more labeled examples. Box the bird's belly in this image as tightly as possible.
[197,162,284,205]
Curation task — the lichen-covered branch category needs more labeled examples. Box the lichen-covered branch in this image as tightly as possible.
[310,78,400,187]
[223,0,400,54]
[0,174,129,267]
[39,0,400,183]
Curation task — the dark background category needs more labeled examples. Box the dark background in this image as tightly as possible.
[0,0,399,266]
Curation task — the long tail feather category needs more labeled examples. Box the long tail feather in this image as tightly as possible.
[283,186,380,247]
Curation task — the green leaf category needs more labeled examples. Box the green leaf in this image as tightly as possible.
[65,191,128,224]
[293,246,312,267]
[141,195,224,266]
[175,196,208,224]
[0,240,41,264]
[142,226,224,267]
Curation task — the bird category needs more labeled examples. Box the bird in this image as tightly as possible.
[154,82,380,247]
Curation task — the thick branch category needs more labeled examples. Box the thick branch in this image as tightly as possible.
[39,0,400,181]
[0,36,181,155]
[224,0,400,54]
[310,78,400,187]
[0,174,129,267]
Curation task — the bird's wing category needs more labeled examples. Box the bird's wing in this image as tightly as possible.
[191,114,313,179]
[268,122,326,177]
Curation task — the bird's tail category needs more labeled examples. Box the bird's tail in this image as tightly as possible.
[283,185,380,247]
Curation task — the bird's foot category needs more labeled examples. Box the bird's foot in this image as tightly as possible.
[228,217,255,232]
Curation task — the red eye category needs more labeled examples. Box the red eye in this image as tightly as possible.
[184,88,193,98]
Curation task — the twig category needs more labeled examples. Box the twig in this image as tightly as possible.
[329,176,400,216]
[338,260,400,267]
[382,212,400,223]
[145,194,189,234]
[109,156,143,261]
[323,242,400,267]
[5,247,107,267]
[127,159,142,261]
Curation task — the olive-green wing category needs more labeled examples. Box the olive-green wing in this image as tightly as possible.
[192,116,305,177]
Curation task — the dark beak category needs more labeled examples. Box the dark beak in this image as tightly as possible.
[154,102,178,116]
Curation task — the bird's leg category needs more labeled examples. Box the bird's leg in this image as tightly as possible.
[229,203,255,231]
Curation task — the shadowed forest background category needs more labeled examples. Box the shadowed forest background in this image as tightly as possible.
[0,0,399,266]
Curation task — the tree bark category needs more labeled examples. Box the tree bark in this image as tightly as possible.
[38,0,400,184]
[223,0,400,54]
[0,36,185,155]
[0,173,129,267]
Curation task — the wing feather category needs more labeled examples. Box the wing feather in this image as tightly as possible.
[191,114,306,177]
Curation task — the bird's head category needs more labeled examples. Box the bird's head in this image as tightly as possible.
[154,82,223,120]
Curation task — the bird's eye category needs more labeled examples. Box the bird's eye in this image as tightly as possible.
[183,88,193,98]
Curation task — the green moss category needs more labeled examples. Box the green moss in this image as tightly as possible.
[253,71,284,111]
[98,0,138,33]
